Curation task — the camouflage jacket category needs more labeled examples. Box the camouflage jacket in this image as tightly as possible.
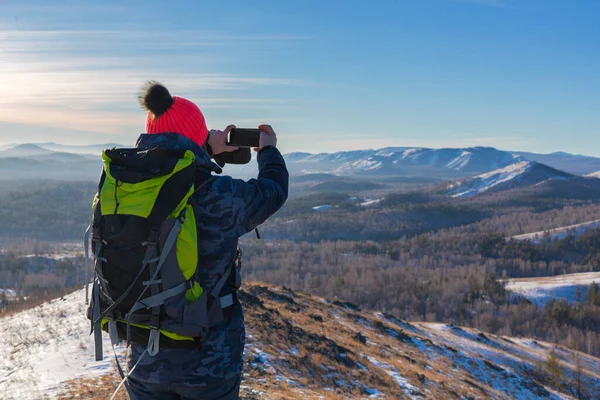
[127,132,289,384]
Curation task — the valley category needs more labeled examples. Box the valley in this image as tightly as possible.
[2,142,600,398]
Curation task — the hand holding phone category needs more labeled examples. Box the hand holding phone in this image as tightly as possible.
[226,125,278,151]
[208,125,239,155]
[256,124,277,152]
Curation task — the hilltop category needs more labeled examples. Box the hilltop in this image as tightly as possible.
[2,283,599,399]
[447,161,576,198]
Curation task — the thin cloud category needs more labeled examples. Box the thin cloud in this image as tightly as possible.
[0,28,300,135]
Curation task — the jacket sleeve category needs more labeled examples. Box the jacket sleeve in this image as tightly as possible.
[230,146,289,236]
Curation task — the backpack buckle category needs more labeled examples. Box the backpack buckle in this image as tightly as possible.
[178,208,187,223]
[148,314,160,330]
[143,229,161,247]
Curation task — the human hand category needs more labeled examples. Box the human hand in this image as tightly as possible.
[254,124,277,152]
[208,125,239,155]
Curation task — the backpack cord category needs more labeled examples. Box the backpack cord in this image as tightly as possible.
[109,345,148,400]
[93,258,152,325]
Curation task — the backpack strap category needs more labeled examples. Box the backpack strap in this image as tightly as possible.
[84,223,92,305]
[92,277,104,361]
[87,221,106,362]
[206,251,242,324]
[124,213,185,355]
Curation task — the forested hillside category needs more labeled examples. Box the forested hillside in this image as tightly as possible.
[2,177,600,359]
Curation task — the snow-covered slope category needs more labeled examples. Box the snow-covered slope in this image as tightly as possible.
[511,219,600,243]
[587,170,600,178]
[448,161,574,198]
[505,272,600,306]
[3,283,600,399]
[0,289,124,400]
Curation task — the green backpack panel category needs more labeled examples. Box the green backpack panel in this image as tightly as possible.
[85,147,237,361]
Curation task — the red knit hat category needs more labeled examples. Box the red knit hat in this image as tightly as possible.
[140,81,209,146]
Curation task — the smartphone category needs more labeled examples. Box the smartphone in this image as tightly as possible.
[227,128,262,148]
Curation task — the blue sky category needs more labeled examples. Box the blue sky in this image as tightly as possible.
[0,0,598,155]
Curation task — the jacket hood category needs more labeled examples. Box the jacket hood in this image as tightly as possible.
[135,132,222,175]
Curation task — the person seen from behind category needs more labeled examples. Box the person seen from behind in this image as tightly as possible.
[122,81,289,399]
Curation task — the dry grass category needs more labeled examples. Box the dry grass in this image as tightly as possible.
[58,374,128,400]
[58,282,593,399]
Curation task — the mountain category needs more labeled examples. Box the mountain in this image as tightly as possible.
[2,283,598,399]
[285,147,525,178]
[448,161,575,198]
[284,147,600,179]
[0,145,102,181]
[523,176,600,201]
[0,144,54,157]
[514,151,600,175]
[0,144,92,162]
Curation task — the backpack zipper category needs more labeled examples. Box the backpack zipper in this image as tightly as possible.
[114,179,121,214]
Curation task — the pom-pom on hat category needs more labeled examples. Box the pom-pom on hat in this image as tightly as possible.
[140,81,209,146]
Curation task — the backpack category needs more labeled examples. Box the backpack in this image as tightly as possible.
[84,146,241,365]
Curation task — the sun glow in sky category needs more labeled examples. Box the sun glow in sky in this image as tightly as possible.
[0,0,598,155]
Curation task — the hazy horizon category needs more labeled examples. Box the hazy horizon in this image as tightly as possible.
[0,137,597,159]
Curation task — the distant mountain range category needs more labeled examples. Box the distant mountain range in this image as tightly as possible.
[0,144,102,180]
[285,146,600,178]
[2,143,600,193]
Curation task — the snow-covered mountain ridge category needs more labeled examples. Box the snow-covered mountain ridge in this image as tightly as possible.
[2,143,600,182]
[447,161,578,198]
[286,146,526,177]
[2,283,599,399]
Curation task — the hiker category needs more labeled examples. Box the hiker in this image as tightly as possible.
[87,81,288,400]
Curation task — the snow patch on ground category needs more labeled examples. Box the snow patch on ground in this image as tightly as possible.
[0,288,124,400]
[511,219,600,243]
[366,356,420,398]
[360,198,382,207]
[420,323,593,400]
[505,272,600,305]
[0,288,17,298]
